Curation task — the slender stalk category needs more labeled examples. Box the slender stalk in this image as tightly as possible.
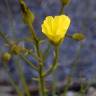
[0,32,11,45]
[80,84,85,96]
[36,44,46,96]
[15,59,31,96]
[28,24,39,45]
[35,40,45,96]
[28,24,46,96]
[59,5,64,14]
[34,37,46,96]
[35,44,46,96]
[63,76,72,96]
[19,54,38,71]
[39,64,45,96]
[79,74,85,96]
[43,46,59,77]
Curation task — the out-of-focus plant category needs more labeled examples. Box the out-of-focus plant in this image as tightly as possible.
[2,52,11,62]
[0,0,85,96]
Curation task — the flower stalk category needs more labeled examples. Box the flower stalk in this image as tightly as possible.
[28,24,46,96]
[39,64,45,96]
[43,46,59,77]
[15,59,31,96]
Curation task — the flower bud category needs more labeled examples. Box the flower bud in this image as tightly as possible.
[60,0,70,6]
[2,52,11,62]
[72,33,85,41]
[11,44,23,54]
[19,0,34,24]
[10,43,28,55]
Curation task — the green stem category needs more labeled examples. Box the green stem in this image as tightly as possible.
[80,84,84,96]
[28,23,46,95]
[35,42,46,96]
[28,24,46,96]
[19,54,38,71]
[39,64,45,96]
[0,32,11,45]
[79,75,85,96]
[3,62,23,96]
[15,59,31,96]
[59,5,64,14]
[28,24,39,45]
[63,76,72,96]
[43,46,59,77]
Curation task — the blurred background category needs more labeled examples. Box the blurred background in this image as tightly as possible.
[0,0,96,95]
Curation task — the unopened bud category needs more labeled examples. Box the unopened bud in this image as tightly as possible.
[11,44,27,55]
[2,52,11,62]
[19,0,34,24]
[72,33,85,41]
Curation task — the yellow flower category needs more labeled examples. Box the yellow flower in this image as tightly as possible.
[41,15,71,45]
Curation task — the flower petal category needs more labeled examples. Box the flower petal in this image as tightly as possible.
[42,16,53,36]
